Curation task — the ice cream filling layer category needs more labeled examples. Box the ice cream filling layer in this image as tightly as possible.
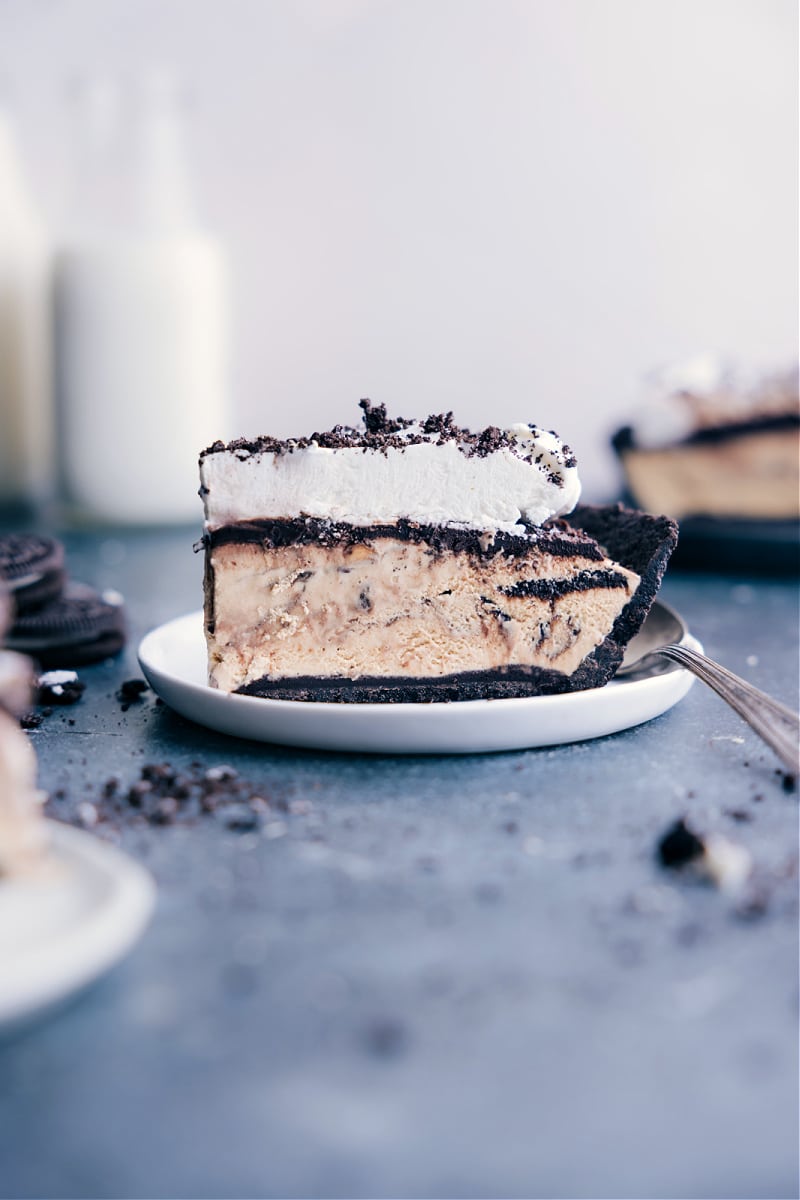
[205,536,638,692]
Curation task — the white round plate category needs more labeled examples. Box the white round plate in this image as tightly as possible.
[138,608,700,755]
[0,822,155,1030]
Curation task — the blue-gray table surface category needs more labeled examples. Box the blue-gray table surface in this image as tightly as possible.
[0,526,797,1200]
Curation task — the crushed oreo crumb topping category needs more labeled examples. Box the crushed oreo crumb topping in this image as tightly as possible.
[358,399,414,435]
[200,400,576,470]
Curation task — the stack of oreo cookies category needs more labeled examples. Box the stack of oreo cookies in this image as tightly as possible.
[0,534,127,668]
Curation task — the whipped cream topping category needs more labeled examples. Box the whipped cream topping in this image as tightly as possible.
[200,409,581,534]
[630,356,799,449]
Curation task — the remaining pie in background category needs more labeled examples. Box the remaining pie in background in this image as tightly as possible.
[612,357,799,522]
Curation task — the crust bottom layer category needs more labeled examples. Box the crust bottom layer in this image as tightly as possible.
[233,656,622,703]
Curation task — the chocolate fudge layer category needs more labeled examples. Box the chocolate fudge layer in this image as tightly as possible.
[200,404,676,703]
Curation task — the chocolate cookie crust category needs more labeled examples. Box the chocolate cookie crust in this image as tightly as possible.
[566,503,678,660]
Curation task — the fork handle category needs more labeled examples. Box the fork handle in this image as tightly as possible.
[656,645,799,775]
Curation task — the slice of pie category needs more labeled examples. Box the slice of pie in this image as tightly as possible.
[199,402,677,702]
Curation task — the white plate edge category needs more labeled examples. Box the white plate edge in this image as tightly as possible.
[0,822,156,1027]
[138,609,702,752]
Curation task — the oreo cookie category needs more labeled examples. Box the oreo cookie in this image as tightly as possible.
[6,582,127,668]
[0,534,66,614]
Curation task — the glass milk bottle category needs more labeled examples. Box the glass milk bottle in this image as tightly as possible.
[0,92,53,508]
[54,75,231,523]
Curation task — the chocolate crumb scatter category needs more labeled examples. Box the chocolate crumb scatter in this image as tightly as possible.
[657,818,705,869]
[36,671,85,707]
[117,678,149,711]
[657,817,754,894]
[46,760,303,833]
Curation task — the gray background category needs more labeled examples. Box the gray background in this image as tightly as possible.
[1,0,797,497]
[0,527,797,1198]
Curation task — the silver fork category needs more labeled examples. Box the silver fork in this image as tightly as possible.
[618,602,800,775]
